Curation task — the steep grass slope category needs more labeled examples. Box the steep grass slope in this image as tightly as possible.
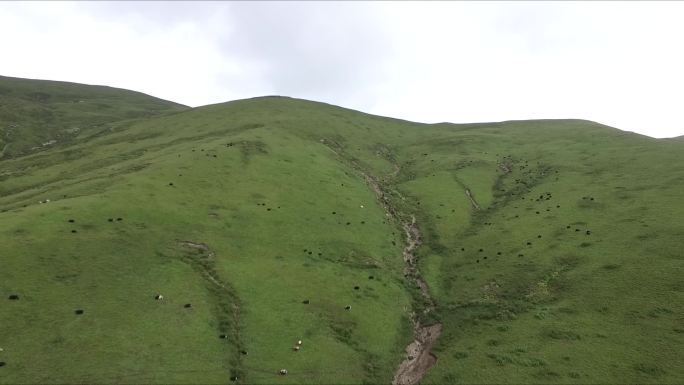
[1,82,682,384]
[0,97,414,384]
[0,75,187,158]
[393,121,684,384]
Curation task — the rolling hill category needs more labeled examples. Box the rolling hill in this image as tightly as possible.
[1,77,682,384]
[0,75,187,159]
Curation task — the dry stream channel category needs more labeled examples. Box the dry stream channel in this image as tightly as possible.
[321,139,442,384]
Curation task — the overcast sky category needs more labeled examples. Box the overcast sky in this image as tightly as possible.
[2,1,683,138]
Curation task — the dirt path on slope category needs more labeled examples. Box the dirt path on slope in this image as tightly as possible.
[177,240,244,379]
[320,139,442,385]
[465,188,481,211]
[178,240,241,319]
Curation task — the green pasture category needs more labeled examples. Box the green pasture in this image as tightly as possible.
[1,79,682,383]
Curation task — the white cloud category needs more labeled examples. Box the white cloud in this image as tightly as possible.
[1,1,683,137]
[372,2,684,138]
[0,2,266,106]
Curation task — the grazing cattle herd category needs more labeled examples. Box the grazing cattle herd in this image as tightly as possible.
[2,147,606,382]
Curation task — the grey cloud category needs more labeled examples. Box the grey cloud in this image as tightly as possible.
[219,2,394,105]
[81,2,394,108]
[81,1,225,27]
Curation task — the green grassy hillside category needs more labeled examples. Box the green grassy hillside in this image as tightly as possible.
[0,75,187,158]
[0,79,682,384]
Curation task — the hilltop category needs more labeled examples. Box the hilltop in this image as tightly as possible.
[0,77,682,384]
[0,75,187,158]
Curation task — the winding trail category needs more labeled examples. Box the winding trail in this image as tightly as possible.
[320,139,442,385]
[177,240,245,380]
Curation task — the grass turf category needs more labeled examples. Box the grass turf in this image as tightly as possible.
[1,80,682,384]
